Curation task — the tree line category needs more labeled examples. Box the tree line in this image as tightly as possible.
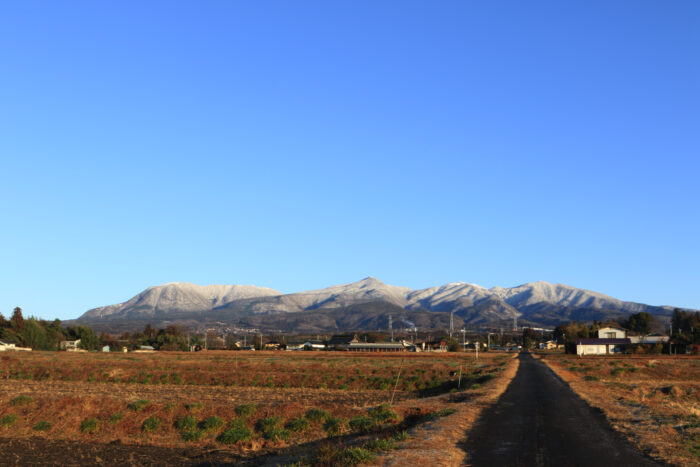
[0,307,100,351]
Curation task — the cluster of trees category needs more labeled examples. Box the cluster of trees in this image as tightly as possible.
[114,324,196,351]
[553,312,658,347]
[671,309,700,344]
[0,307,100,351]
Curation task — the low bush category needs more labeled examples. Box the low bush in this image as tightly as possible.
[175,415,198,431]
[364,438,396,452]
[430,408,456,418]
[217,419,253,444]
[368,404,399,423]
[142,416,161,432]
[0,414,18,428]
[234,403,256,417]
[348,415,377,432]
[127,399,150,412]
[583,375,600,382]
[322,417,345,436]
[256,416,289,441]
[394,430,408,441]
[341,447,375,465]
[10,395,33,406]
[185,402,203,412]
[181,429,204,441]
[109,412,124,424]
[286,416,310,433]
[80,418,99,434]
[305,408,329,422]
[33,421,51,431]
[201,416,224,431]
[256,416,282,432]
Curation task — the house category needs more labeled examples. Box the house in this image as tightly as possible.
[0,340,32,352]
[0,340,30,351]
[539,340,559,350]
[285,343,305,351]
[101,345,110,352]
[404,342,422,352]
[0,340,16,351]
[133,345,156,353]
[60,339,82,351]
[302,340,326,351]
[346,342,406,352]
[422,340,447,352]
[263,341,282,350]
[576,338,631,355]
[326,334,359,350]
[597,326,627,339]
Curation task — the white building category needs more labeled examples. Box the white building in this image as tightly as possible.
[597,327,627,339]
[576,337,630,355]
[60,339,82,351]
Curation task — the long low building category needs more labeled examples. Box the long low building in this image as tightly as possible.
[347,342,406,352]
[576,338,631,355]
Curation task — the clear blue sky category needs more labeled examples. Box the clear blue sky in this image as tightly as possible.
[1,1,698,320]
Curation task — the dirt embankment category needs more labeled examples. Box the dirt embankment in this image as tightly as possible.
[377,353,520,466]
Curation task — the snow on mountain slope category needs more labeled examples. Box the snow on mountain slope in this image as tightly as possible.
[406,282,493,311]
[77,277,681,326]
[81,282,281,319]
[490,281,651,313]
[215,277,412,315]
[284,277,412,310]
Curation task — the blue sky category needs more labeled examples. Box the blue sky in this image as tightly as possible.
[1,1,698,320]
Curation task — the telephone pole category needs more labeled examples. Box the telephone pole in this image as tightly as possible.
[389,315,393,342]
[450,311,454,340]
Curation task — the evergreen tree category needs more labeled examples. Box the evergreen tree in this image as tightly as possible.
[10,307,24,330]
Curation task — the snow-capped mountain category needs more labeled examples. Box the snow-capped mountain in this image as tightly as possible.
[80,282,282,319]
[74,277,683,332]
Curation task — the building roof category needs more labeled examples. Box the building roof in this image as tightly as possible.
[576,338,631,345]
[327,334,358,345]
[347,342,405,349]
[597,324,626,330]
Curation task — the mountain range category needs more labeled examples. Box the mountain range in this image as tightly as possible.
[72,278,686,333]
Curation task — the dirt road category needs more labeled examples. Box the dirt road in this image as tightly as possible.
[463,353,661,467]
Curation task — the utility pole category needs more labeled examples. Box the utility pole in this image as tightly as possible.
[461,329,466,352]
[187,334,190,351]
[260,333,263,351]
[450,311,454,340]
[389,315,393,342]
[475,340,479,362]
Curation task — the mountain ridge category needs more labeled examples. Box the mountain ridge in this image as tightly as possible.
[72,278,691,333]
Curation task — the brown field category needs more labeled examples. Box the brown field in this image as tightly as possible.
[537,352,700,467]
[0,350,518,465]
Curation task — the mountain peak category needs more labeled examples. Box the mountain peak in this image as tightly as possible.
[347,276,385,288]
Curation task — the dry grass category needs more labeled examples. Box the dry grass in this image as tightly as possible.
[378,353,520,466]
[0,350,513,461]
[538,353,700,467]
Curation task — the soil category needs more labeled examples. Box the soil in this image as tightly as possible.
[0,437,246,466]
[0,379,405,407]
[463,353,662,466]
